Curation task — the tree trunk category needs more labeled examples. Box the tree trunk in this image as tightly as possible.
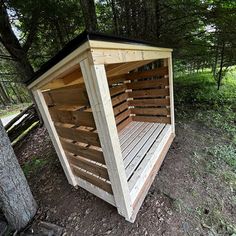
[0,120,37,230]
[80,0,98,31]
[217,41,225,90]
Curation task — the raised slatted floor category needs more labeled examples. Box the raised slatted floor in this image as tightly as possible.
[118,121,171,191]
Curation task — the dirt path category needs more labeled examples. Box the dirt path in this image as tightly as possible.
[15,112,236,236]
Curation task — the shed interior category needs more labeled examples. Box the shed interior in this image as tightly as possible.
[42,59,172,201]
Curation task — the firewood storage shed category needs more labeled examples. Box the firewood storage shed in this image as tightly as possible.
[26,31,175,222]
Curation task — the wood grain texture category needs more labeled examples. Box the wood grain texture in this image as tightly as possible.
[128,98,170,107]
[72,165,113,194]
[132,116,171,124]
[127,78,169,90]
[128,88,169,98]
[68,153,109,180]
[55,124,101,146]
[61,139,105,164]
[126,67,168,80]
[49,108,96,128]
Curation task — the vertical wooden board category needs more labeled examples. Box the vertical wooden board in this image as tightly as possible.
[165,57,175,133]
[80,58,133,219]
[33,90,76,186]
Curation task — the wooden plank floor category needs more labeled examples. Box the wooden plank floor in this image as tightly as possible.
[118,121,171,185]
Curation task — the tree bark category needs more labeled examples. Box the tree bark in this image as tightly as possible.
[80,0,98,31]
[0,1,34,82]
[0,120,37,230]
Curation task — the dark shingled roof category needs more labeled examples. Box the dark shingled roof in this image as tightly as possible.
[26,31,162,86]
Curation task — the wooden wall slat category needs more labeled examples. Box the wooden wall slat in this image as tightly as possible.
[128,98,170,107]
[110,84,127,97]
[127,78,169,90]
[68,154,109,180]
[126,66,168,80]
[71,165,113,194]
[115,109,130,125]
[43,84,88,106]
[112,93,128,106]
[113,101,128,116]
[117,117,132,132]
[49,108,96,128]
[108,74,127,85]
[130,108,170,116]
[128,88,169,98]
[55,124,100,146]
[61,139,105,164]
[132,116,171,124]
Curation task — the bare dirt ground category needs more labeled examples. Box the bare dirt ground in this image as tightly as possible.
[14,110,236,236]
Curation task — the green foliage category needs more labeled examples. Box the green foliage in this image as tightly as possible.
[22,156,49,177]
[174,70,236,106]
[208,145,236,172]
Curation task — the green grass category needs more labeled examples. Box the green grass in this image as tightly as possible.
[174,70,236,107]
[0,103,32,118]
[22,156,49,177]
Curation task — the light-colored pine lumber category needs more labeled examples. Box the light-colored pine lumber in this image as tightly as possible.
[61,139,105,164]
[55,124,100,146]
[80,58,133,220]
[67,153,109,180]
[127,78,169,90]
[71,165,113,194]
[128,98,170,107]
[128,88,169,98]
[132,116,171,124]
[49,108,96,128]
[130,108,170,116]
[33,90,76,185]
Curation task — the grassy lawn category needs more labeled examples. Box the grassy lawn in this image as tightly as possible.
[173,70,236,234]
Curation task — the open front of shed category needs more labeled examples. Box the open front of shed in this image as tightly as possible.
[26,31,175,222]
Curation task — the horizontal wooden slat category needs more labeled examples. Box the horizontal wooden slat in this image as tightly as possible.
[130,108,170,116]
[128,98,170,107]
[71,165,112,194]
[117,117,132,132]
[113,101,128,116]
[61,139,105,164]
[132,116,171,124]
[128,88,169,98]
[112,92,128,106]
[49,108,96,127]
[110,84,127,97]
[127,78,168,90]
[126,66,168,80]
[43,84,88,106]
[108,74,127,85]
[55,124,100,146]
[115,109,130,124]
[68,154,109,180]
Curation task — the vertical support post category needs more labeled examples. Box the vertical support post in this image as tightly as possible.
[165,55,175,134]
[33,89,77,186]
[80,58,133,220]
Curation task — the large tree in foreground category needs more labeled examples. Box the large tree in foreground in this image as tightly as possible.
[0,120,37,230]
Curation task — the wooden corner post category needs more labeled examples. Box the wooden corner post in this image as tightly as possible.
[80,57,133,220]
[164,55,175,134]
[33,89,77,186]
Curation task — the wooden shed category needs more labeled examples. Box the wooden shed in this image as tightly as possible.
[26,31,175,222]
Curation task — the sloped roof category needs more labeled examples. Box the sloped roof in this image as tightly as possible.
[26,31,167,86]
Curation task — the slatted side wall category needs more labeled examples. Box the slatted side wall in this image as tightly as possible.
[126,66,171,124]
[43,82,112,194]
[108,75,131,132]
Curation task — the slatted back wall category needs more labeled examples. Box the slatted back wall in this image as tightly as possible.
[43,81,112,194]
[109,75,131,132]
[127,65,171,124]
